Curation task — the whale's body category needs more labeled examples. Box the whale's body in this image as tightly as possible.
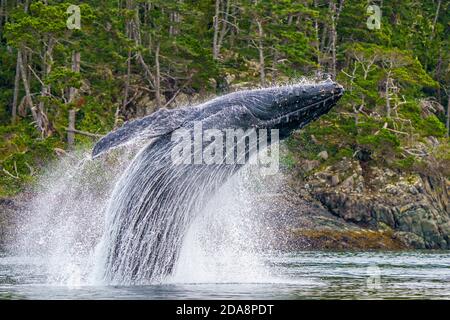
[94,80,344,284]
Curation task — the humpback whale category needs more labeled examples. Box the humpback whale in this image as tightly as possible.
[93,80,344,284]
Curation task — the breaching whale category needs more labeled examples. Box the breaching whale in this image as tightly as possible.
[93,80,344,284]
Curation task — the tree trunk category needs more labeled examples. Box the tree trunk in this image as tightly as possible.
[431,0,441,38]
[229,4,238,47]
[330,1,337,79]
[212,0,220,60]
[169,2,181,37]
[320,24,328,53]
[17,50,39,131]
[119,48,131,125]
[446,93,449,138]
[69,51,81,103]
[68,51,80,148]
[385,74,391,119]
[314,0,321,66]
[0,0,6,27]
[26,51,32,93]
[271,48,279,84]
[67,109,76,148]
[217,0,230,56]
[19,48,52,137]
[11,50,21,124]
[155,41,161,109]
[123,49,131,110]
[38,37,55,135]
[256,19,265,86]
[17,51,32,112]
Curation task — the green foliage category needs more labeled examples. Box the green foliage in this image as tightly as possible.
[420,115,447,137]
[0,122,61,196]
[393,155,416,171]
[357,129,400,152]
[45,67,82,92]
[0,0,448,195]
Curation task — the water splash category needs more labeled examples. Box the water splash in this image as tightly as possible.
[9,147,139,285]
[170,168,277,284]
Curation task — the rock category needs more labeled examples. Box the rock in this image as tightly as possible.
[302,160,320,172]
[373,205,396,228]
[355,176,365,192]
[229,82,252,91]
[420,220,442,248]
[340,175,354,190]
[225,73,235,84]
[354,162,363,176]
[409,186,419,195]
[315,192,372,224]
[330,175,340,186]
[306,169,450,249]
[393,231,426,249]
[421,220,438,237]
[385,185,400,195]
[377,222,393,232]
[396,207,426,235]
[384,169,395,177]
[144,96,166,114]
[333,159,353,172]
[208,78,217,88]
[173,93,189,107]
[298,153,449,250]
[393,204,449,249]
[318,150,329,160]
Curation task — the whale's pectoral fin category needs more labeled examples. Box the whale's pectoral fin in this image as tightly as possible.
[92,107,192,158]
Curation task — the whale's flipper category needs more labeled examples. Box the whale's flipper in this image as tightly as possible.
[92,107,192,158]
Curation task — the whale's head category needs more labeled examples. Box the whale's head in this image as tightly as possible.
[239,79,344,137]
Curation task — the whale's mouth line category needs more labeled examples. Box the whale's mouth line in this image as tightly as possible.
[265,94,339,126]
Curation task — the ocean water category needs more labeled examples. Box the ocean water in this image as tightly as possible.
[0,250,449,299]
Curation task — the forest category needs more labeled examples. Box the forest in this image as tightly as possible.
[0,0,448,197]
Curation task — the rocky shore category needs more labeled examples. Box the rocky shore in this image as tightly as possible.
[284,156,450,250]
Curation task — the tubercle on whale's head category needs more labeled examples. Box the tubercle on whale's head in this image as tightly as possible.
[241,79,344,135]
